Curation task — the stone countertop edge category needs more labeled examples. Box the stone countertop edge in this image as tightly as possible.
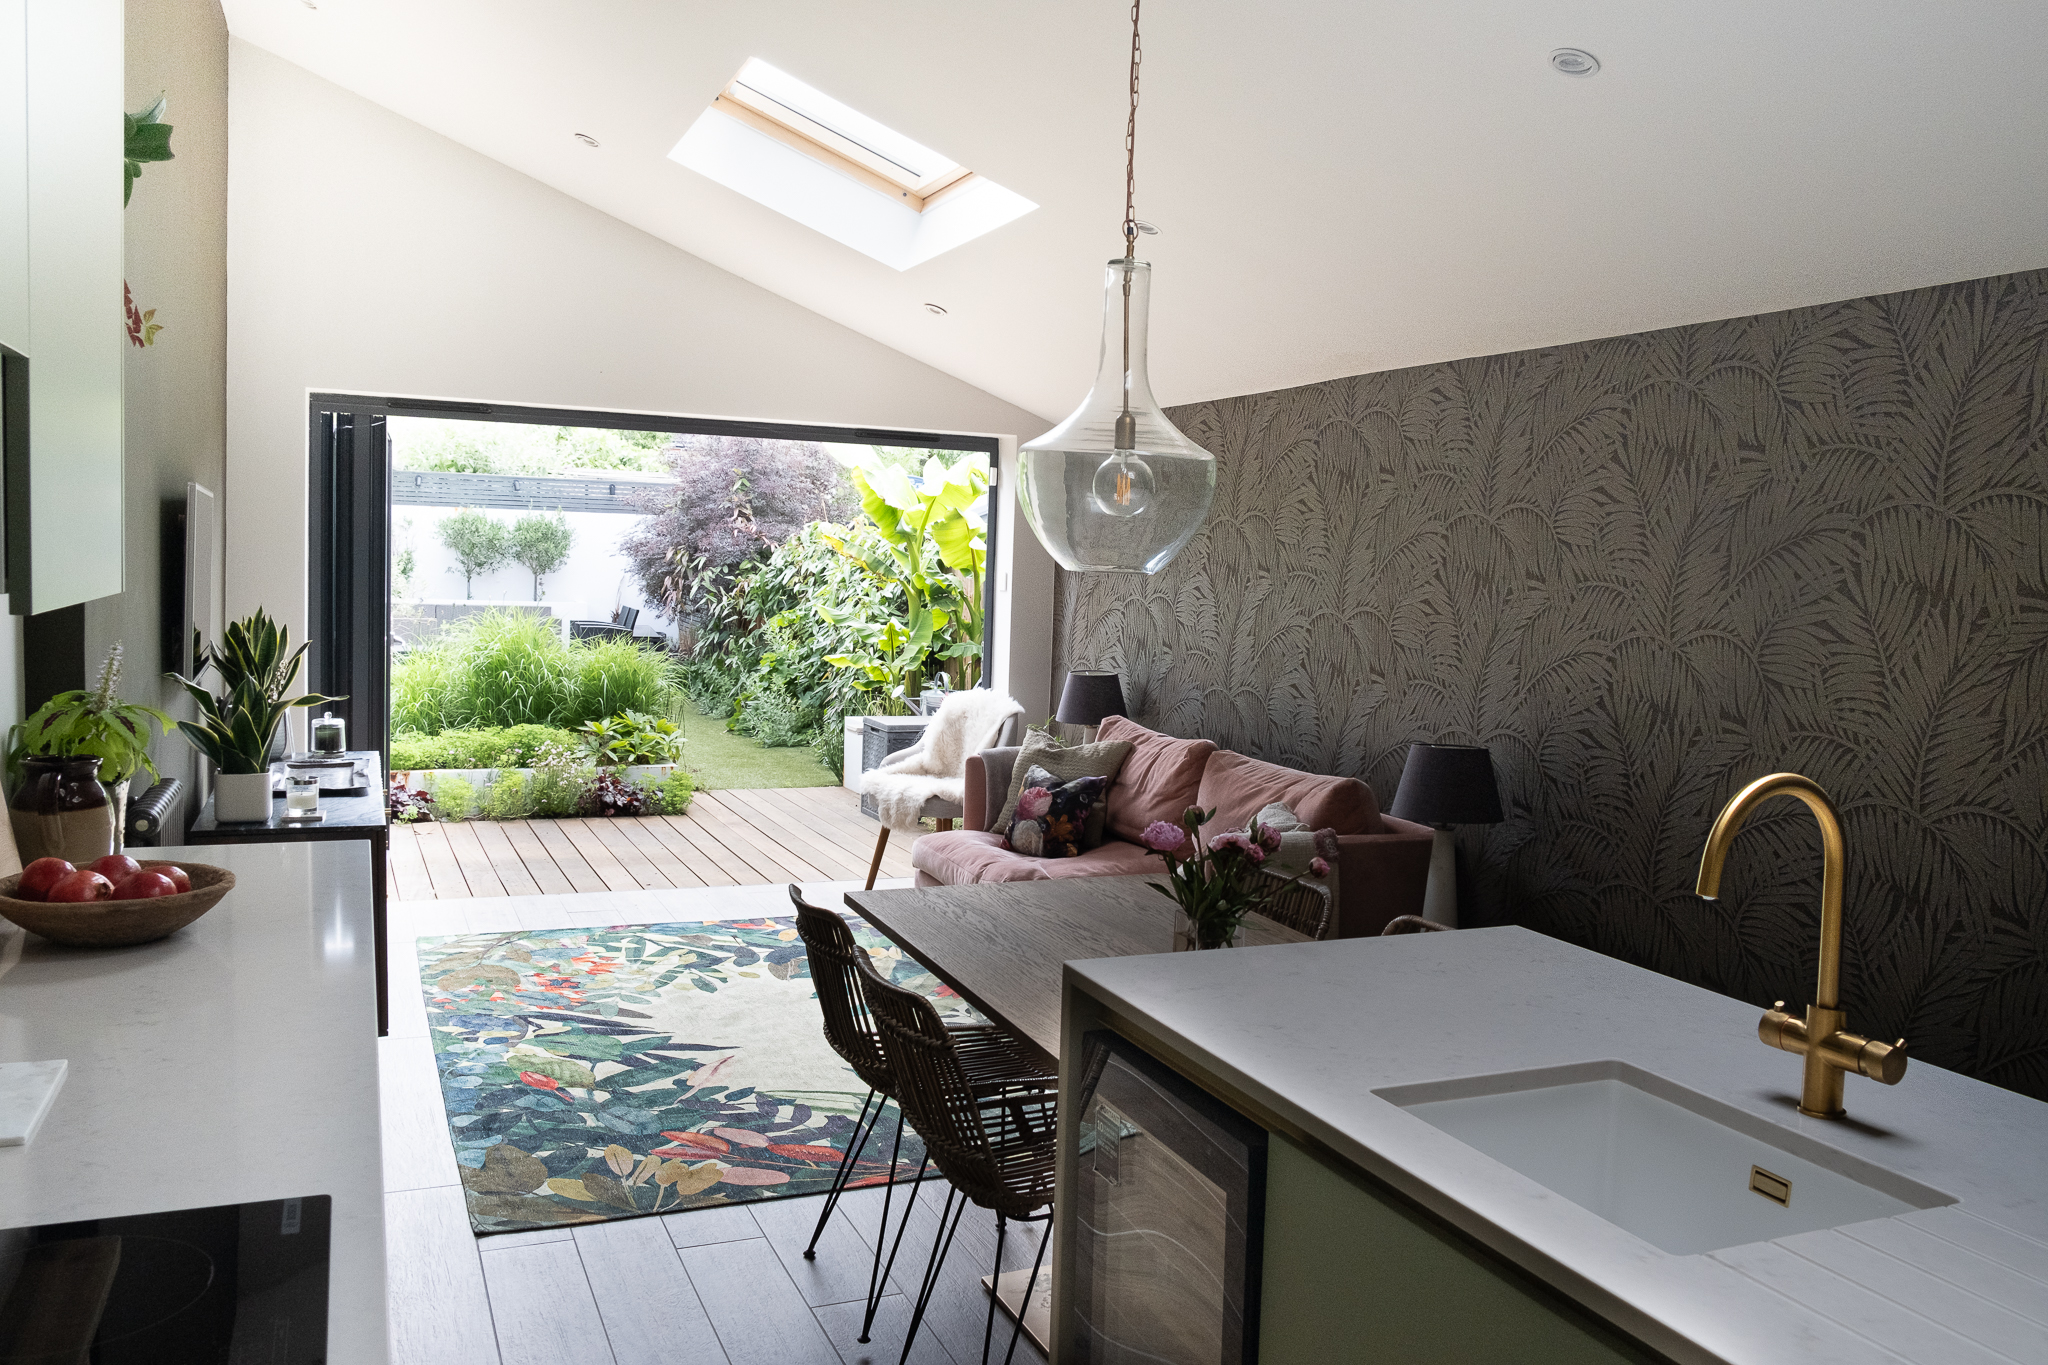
[1062,926,2048,1365]
[0,841,388,1365]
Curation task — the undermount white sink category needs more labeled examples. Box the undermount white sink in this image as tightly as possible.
[1376,1061,1954,1255]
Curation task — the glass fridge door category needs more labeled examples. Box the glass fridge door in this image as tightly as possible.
[1069,1030,1267,1364]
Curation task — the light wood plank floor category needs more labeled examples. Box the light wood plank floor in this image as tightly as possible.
[387,787,920,900]
[384,889,1047,1365]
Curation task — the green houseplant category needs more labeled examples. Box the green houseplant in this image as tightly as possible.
[7,645,172,863]
[168,609,340,822]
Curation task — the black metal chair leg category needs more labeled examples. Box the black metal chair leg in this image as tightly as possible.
[997,1219,1053,1365]
[804,1086,879,1260]
[857,1111,914,1342]
[862,1145,929,1342]
[899,1187,967,1365]
[981,1212,1009,1364]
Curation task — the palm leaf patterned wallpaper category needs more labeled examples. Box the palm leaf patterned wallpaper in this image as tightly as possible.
[1055,268,2048,1100]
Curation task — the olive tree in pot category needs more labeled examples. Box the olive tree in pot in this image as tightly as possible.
[168,610,340,823]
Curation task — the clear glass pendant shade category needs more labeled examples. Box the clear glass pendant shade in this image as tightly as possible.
[1018,258,1216,573]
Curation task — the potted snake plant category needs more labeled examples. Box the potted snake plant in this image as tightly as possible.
[168,609,340,823]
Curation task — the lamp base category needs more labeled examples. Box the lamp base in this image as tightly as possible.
[1421,827,1458,928]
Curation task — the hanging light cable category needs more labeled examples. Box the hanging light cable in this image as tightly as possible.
[1016,0,1216,573]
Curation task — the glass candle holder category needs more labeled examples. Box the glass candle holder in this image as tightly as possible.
[283,774,322,819]
[312,714,347,754]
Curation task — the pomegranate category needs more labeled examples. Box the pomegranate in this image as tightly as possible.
[16,858,75,901]
[89,854,142,882]
[47,870,114,902]
[153,864,192,894]
[110,870,178,900]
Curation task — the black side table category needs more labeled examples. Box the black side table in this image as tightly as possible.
[186,750,391,1035]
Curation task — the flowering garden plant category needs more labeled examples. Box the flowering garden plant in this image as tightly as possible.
[1142,806,1335,949]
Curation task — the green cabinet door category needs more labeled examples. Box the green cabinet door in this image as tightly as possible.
[1259,1134,1665,1364]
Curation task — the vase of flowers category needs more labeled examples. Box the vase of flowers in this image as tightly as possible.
[1142,807,1334,949]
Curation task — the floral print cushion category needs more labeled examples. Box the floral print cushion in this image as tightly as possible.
[1004,764,1111,859]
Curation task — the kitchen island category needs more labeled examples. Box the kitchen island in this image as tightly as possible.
[1054,926,2047,1364]
[0,841,386,1363]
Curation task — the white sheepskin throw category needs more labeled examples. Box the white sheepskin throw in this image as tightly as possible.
[865,690,1024,831]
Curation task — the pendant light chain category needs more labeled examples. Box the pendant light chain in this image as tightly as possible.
[1116,0,1143,452]
[1123,0,1142,257]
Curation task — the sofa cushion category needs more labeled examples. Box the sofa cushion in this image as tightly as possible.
[909,829,1051,885]
[1097,716,1216,844]
[994,731,1133,832]
[1196,749,1383,838]
[1038,838,1161,879]
[1005,766,1111,858]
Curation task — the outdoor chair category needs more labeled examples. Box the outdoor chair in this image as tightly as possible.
[788,886,1039,1346]
[855,951,1057,1365]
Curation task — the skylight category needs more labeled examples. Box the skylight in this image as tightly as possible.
[670,59,1035,271]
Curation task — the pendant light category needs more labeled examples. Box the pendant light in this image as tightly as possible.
[1017,0,1216,575]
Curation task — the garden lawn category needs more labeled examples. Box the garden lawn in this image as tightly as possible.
[679,702,837,790]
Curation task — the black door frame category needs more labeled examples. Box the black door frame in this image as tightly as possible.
[307,393,1004,766]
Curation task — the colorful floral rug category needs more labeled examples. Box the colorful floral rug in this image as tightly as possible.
[418,915,972,1236]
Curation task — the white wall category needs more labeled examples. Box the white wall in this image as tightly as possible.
[224,40,1057,734]
[395,505,668,639]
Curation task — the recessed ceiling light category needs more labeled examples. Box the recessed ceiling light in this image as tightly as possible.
[1550,48,1599,76]
[923,303,948,315]
[573,132,600,147]
[1133,220,1158,235]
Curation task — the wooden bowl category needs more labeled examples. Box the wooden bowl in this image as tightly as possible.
[0,861,236,947]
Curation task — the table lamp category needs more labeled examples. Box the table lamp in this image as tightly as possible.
[1057,671,1128,742]
[1389,743,1503,928]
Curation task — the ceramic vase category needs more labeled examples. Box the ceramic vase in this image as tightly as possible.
[9,756,117,865]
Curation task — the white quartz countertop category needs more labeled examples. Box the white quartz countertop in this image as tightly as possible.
[1065,927,2048,1365]
[0,841,387,1365]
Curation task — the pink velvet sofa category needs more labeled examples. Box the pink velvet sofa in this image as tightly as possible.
[907,716,1435,938]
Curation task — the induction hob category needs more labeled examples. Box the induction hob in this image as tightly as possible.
[0,1196,330,1364]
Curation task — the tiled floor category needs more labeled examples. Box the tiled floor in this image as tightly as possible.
[382,883,1048,1365]
[386,787,918,900]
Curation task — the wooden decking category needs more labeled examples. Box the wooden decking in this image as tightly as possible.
[385,785,916,899]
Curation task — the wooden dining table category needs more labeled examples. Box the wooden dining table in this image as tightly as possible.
[841,873,1309,1071]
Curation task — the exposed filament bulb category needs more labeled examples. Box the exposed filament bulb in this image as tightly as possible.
[1092,450,1154,517]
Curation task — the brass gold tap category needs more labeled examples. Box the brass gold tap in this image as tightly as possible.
[1696,773,1907,1119]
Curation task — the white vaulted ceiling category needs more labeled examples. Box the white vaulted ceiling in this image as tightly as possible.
[220,0,2048,422]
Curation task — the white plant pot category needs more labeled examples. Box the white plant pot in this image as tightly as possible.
[620,764,677,785]
[844,716,866,794]
[215,771,273,823]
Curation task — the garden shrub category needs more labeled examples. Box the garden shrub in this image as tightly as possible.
[649,770,695,815]
[389,724,581,771]
[577,771,648,817]
[479,771,537,820]
[427,773,477,821]
[528,742,588,818]
[390,609,681,734]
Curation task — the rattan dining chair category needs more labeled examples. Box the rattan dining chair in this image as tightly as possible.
[1259,874,1334,940]
[788,886,1040,1346]
[855,953,1058,1365]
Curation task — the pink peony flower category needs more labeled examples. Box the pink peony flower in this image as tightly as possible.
[1016,787,1052,821]
[1210,832,1266,863]
[1310,856,1331,878]
[1255,823,1282,853]
[1141,820,1188,853]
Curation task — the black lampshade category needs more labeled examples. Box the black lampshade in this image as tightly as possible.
[1389,743,1503,826]
[1057,671,1128,727]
